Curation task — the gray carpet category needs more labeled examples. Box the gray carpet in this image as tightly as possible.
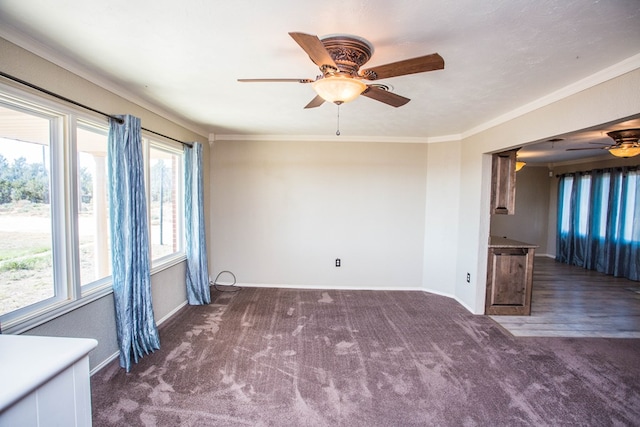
[91,287,640,426]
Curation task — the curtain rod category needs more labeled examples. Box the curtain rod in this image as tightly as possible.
[556,165,638,178]
[0,71,192,148]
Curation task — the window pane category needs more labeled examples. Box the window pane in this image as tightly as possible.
[622,171,638,243]
[559,176,573,234]
[577,175,591,236]
[0,105,54,315]
[149,146,182,261]
[595,173,610,239]
[77,123,111,286]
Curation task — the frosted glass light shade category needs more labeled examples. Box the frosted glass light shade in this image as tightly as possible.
[608,144,640,158]
[515,161,526,172]
[312,76,367,104]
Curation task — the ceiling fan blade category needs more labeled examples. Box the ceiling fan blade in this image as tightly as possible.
[288,32,338,69]
[304,95,325,109]
[361,53,444,80]
[238,78,314,83]
[566,147,607,151]
[361,86,410,107]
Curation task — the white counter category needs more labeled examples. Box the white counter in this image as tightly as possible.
[0,335,97,426]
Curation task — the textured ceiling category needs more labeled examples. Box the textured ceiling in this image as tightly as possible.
[0,0,639,163]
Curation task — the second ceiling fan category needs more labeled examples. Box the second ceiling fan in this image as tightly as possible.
[567,129,640,158]
[238,32,445,109]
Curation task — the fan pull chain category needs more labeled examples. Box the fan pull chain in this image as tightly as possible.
[336,104,341,136]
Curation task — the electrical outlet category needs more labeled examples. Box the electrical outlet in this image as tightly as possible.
[335,258,341,267]
[466,273,471,283]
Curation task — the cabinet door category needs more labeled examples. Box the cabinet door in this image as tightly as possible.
[490,149,517,215]
[485,248,534,315]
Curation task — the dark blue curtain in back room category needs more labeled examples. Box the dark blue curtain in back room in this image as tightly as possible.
[557,167,640,281]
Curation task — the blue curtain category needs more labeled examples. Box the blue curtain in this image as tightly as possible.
[108,115,160,372]
[556,167,640,281]
[185,142,211,305]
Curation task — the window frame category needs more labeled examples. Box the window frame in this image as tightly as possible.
[144,136,186,269]
[0,90,71,325]
[74,118,112,294]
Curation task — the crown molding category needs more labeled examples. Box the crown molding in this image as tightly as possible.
[212,133,462,144]
[462,53,640,140]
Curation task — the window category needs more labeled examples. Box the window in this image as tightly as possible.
[559,175,573,234]
[558,173,592,237]
[147,142,184,265]
[576,174,591,236]
[621,171,638,243]
[557,168,640,280]
[0,83,187,331]
[594,173,610,239]
[76,122,111,288]
[0,103,56,317]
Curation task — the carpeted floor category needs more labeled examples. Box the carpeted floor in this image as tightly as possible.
[91,287,640,426]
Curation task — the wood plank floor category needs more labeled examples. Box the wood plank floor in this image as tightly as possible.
[490,256,640,338]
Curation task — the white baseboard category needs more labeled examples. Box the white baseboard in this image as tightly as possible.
[231,282,425,292]
[91,351,119,376]
[90,300,189,376]
[452,296,477,314]
[535,253,556,258]
[157,300,188,325]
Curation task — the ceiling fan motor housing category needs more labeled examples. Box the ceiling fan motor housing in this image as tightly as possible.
[320,35,374,78]
[607,129,640,145]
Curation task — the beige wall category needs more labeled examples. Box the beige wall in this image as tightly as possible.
[210,139,429,290]
[422,140,462,298]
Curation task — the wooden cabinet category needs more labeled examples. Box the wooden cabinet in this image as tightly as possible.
[490,149,517,215]
[485,237,536,315]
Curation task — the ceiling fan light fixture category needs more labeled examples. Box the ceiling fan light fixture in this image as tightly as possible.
[608,144,640,158]
[606,129,640,158]
[312,76,367,105]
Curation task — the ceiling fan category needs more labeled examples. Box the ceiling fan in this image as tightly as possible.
[238,32,445,109]
[566,129,640,158]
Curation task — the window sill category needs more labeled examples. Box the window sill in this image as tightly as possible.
[151,253,187,275]
[2,285,113,335]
